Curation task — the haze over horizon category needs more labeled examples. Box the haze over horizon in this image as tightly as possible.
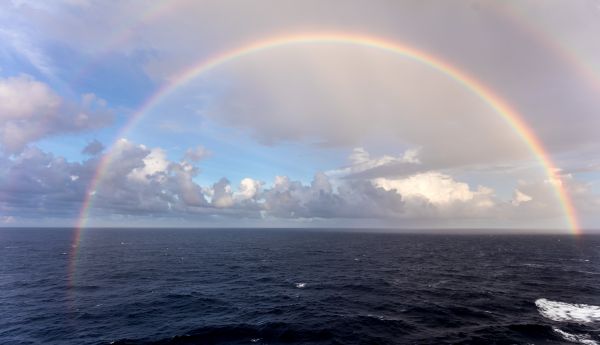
[1,0,600,232]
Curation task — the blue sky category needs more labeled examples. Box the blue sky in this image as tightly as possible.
[1,0,599,231]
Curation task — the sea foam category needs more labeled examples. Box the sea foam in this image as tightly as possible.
[536,298,600,323]
[553,327,598,345]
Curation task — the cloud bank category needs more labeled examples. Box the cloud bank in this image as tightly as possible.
[1,140,593,229]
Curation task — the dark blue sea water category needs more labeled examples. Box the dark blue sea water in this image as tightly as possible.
[2,228,600,344]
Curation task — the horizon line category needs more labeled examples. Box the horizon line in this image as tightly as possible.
[2,226,597,234]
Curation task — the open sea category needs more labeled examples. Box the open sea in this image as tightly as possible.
[2,228,600,344]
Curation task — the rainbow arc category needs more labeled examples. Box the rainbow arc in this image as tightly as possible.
[70,33,580,286]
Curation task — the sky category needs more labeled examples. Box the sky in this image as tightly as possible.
[0,0,599,231]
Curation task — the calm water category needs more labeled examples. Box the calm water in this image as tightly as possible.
[2,228,600,344]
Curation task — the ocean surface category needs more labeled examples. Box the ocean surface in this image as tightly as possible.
[2,228,600,345]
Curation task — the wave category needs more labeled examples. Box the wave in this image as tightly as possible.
[553,327,598,345]
[536,298,600,323]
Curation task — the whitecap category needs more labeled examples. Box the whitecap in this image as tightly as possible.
[553,327,598,345]
[295,282,306,288]
[366,313,385,320]
[536,298,600,323]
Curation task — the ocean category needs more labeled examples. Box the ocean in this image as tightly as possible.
[1,228,600,344]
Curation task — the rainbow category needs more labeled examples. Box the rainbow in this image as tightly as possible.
[72,1,179,85]
[69,32,581,285]
[493,2,600,96]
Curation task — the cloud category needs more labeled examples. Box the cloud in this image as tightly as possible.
[512,189,533,206]
[0,27,56,78]
[328,148,600,226]
[0,146,93,218]
[210,178,234,208]
[116,3,600,162]
[0,142,597,228]
[1,215,16,224]
[260,173,405,219]
[326,147,436,182]
[328,148,498,218]
[0,143,435,221]
[82,139,104,155]
[0,1,598,229]
[374,172,492,205]
[0,75,113,153]
[127,146,170,183]
[184,145,210,162]
[0,139,208,219]
[196,46,534,171]
[235,177,262,201]
[6,0,600,162]
[91,139,209,213]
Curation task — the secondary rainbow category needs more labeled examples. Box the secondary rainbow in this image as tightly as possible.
[72,2,178,83]
[494,2,600,96]
[69,32,581,284]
